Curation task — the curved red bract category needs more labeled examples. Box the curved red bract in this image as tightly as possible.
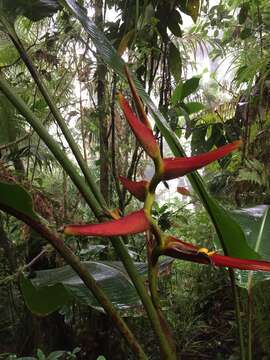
[162,141,242,180]
[118,94,160,159]
[64,209,150,237]
[119,176,149,202]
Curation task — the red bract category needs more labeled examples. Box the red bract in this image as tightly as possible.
[119,176,149,202]
[163,236,270,272]
[162,141,242,180]
[64,209,150,237]
[124,65,152,129]
[118,93,160,159]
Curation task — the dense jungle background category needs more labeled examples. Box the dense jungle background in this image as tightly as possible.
[1,0,270,359]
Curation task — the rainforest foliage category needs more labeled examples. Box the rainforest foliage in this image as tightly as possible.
[0,1,270,359]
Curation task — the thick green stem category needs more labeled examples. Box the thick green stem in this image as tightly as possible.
[0,204,148,360]
[0,73,103,219]
[112,238,177,360]
[247,290,253,360]
[0,16,107,210]
[228,269,246,360]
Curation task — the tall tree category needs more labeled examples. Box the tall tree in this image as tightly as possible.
[95,0,109,203]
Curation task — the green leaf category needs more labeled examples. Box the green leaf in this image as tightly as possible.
[32,259,173,312]
[240,27,252,40]
[167,9,182,37]
[46,351,65,360]
[61,0,258,259]
[172,77,200,104]
[20,274,72,316]
[186,0,200,22]
[231,206,270,260]
[178,0,201,23]
[168,42,181,82]
[36,349,46,360]
[183,101,204,114]
[238,3,249,25]
[0,0,60,22]
[231,206,270,287]
[0,181,39,221]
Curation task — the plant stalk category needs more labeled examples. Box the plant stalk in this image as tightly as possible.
[228,269,246,360]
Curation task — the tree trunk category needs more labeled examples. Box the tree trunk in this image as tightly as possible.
[95,0,109,203]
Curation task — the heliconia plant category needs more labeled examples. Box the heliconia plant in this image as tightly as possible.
[63,74,270,276]
[0,2,268,358]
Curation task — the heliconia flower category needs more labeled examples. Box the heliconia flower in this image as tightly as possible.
[64,209,150,237]
[162,236,270,272]
[162,140,242,181]
[177,187,191,196]
[118,93,160,159]
[119,176,149,202]
[124,65,152,129]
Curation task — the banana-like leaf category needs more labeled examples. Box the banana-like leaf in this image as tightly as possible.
[61,0,257,260]
[231,206,270,288]
[0,0,60,22]
[20,274,73,316]
[31,259,173,313]
[0,181,39,221]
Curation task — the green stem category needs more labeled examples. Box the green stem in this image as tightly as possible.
[0,73,103,219]
[0,16,107,210]
[247,289,253,360]
[228,269,246,360]
[112,238,177,360]
[0,204,148,360]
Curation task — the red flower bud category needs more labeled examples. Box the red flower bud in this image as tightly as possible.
[64,209,150,237]
[162,141,242,180]
[118,93,160,159]
[119,176,149,202]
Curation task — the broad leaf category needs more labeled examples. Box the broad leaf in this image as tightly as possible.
[168,42,182,82]
[20,274,72,316]
[178,0,201,23]
[183,101,204,114]
[172,77,201,105]
[232,206,270,288]
[0,0,60,22]
[61,0,258,259]
[32,259,173,313]
[167,9,182,37]
[0,181,39,220]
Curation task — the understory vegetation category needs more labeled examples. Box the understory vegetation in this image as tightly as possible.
[0,1,270,359]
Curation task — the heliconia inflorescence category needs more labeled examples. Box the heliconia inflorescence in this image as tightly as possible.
[63,67,270,275]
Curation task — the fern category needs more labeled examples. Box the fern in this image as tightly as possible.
[236,159,267,187]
